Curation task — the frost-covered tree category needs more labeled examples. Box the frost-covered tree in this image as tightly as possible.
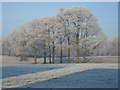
[56,29,66,63]
[56,9,75,63]
[0,37,2,55]
[4,6,112,64]
[7,24,30,61]
[25,19,38,64]
[46,16,59,64]
[2,37,12,56]
[42,17,52,64]
[80,16,104,62]
[39,17,55,64]
[101,36,118,56]
[109,37,118,56]
[56,6,103,63]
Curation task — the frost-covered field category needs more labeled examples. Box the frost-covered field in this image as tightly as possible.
[1,55,119,88]
[1,55,118,66]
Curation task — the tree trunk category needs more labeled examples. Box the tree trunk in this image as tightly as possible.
[60,46,63,63]
[25,54,28,61]
[20,54,23,61]
[83,28,87,63]
[68,48,70,63]
[52,42,55,64]
[23,54,25,61]
[83,52,86,62]
[76,33,80,63]
[34,49,37,64]
[20,54,26,61]
[49,54,51,64]
[67,37,70,63]
[44,46,46,64]
[8,50,11,56]
[83,43,87,63]
[49,45,51,64]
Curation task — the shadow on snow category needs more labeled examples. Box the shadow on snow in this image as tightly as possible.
[2,66,63,78]
[18,68,119,88]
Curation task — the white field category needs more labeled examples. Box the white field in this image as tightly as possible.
[1,55,119,88]
[1,55,118,66]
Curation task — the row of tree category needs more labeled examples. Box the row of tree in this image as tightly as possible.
[2,6,118,64]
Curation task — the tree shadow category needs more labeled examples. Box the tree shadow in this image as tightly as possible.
[18,68,119,88]
[2,66,63,78]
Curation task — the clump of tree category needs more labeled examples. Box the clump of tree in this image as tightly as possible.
[55,6,105,63]
[93,36,118,56]
[2,6,118,64]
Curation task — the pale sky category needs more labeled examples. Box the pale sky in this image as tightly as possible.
[2,2,118,38]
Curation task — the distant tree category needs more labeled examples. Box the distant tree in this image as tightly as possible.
[106,37,118,56]
[91,33,111,56]
[2,37,12,56]
[7,24,30,61]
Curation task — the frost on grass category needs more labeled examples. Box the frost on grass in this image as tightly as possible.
[2,66,63,78]
[2,63,118,88]
[20,68,118,88]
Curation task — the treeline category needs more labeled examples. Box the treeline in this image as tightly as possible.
[2,6,118,64]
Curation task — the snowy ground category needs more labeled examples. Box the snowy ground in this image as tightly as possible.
[1,55,118,66]
[2,63,118,88]
[2,65,64,78]
[1,55,119,88]
[20,68,118,88]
